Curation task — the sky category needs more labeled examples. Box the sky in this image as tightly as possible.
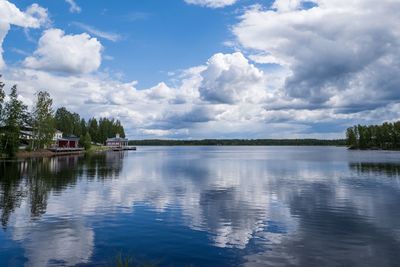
[0,0,399,139]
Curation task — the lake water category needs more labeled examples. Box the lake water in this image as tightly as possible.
[1,146,400,267]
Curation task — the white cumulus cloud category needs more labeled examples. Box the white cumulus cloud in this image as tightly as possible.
[24,28,103,74]
[233,0,400,108]
[184,0,237,8]
[199,52,266,104]
[272,0,302,12]
[0,0,48,69]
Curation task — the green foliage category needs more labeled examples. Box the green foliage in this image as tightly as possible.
[88,118,99,143]
[115,253,132,267]
[81,132,92,150]
[346,121,400,150]
[1,85,28,157]
[97,117,125,144]
[56,108,126,145]
[80,118,87,136]
[32,91,55,150]
[113,253,157,267]
[0,75,5,123]
[55,107,82,137]
[346,127,357,148]
[87,117,124,144]
[0,76,5,154]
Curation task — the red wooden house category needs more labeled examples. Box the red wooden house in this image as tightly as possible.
[106,134,128,148]
[56,136,79,148]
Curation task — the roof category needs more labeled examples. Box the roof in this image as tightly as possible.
[59,135,79,141]
[106,137,128,142]
[21,125,33,131]
[20,130,33,136]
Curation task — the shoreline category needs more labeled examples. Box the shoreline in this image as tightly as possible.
[1,147,112,159]
[6,145,133,159]
[16,149,86,158]
[0,146,136,160]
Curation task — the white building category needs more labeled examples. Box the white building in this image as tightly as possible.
[53,130,63,141]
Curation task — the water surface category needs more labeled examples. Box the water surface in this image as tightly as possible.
[1,146,400,266]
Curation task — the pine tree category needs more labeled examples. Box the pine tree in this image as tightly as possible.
[72,112,81,136]
[82,132,92,150]
[1,85,27,157]
[0,76,5,121]
[32,91,55,150]
[346,127,357,148]
[0,76,5,154]
[88,118,99,143]
[80,118,87,136]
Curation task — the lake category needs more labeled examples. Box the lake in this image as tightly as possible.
[1,146,400,266]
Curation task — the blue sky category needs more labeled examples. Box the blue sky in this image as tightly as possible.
[1,0,400,139]
[5,0,258,87]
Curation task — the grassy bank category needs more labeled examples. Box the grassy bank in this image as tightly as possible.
[16,149,56,158]
[87,144,111,153]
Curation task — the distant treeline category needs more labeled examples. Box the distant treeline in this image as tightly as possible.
[346,121,400,150]
[129,139,346,146]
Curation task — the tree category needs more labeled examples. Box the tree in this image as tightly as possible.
[71,112,81,136]
[32,91,55,150]
[346,127,357,148]
[115,120,125,138]
[80,118,87,136]
[81,132,92,150]
[55,107,74,136]
[88,118,99,143]
[346,121,400,150]
[1,85,27,157]
[0,75,5,123]
[0,77,5,154]
[95,117,126,144]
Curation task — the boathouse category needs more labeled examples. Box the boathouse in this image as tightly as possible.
[106,134,128,148]
[57,136,79,148]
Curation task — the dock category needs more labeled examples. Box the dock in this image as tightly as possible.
[111,146,137,151]
[49,147,85,153]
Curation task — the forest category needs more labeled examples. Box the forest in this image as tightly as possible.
[0,77,125,157]
[346,122,400,150]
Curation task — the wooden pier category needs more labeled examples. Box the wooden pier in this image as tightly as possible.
[111,146,137,151]
[49,147,85,153]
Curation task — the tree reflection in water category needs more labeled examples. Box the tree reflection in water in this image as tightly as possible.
[349,162,400,177]
[0,152,125,228]
[2,147,400,266]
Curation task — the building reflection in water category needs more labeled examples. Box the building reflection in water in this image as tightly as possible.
[0,152,125,267]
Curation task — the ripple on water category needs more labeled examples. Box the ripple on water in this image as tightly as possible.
[1,147,400,266]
